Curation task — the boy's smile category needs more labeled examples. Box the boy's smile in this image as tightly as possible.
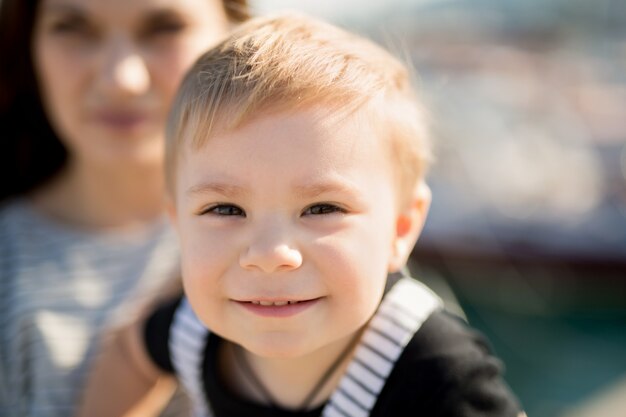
[235,297,323,318]
[171,105,423,358]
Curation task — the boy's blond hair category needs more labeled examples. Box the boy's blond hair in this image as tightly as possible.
[166,12,432,206]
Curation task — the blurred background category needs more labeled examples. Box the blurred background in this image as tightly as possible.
[250,1,626,416]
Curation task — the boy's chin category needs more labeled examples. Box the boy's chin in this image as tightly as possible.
[239,339,313,359]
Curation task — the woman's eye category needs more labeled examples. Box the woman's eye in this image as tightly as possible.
[202,204,245,217]
[50,18,96,37]
[303,204,344,216]
[141,18,186,39]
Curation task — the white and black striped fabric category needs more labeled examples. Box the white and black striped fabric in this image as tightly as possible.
[0,198,185,417]
[169,277,442,417]
[321,278,442,417]
[170,299,212,417]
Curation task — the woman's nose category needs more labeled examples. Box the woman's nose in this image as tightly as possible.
[95,36,150,97]
[239,224,303,273]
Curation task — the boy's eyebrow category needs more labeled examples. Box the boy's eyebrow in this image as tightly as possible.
[186,181,359,199]
[186,182,247,198]
[292,181,360,199]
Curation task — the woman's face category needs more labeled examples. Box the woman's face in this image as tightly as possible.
[32,0,230,169]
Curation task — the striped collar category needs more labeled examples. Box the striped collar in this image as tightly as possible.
[170,276,443,417]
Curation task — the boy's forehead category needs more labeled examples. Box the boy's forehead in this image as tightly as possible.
[185,104,372,153]
[172,104,414,208]
[178,105,393,175]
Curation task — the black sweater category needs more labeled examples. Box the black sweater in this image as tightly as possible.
[145,297,523,417]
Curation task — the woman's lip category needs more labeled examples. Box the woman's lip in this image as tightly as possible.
[94,111,150,130]
[235,297,322,318]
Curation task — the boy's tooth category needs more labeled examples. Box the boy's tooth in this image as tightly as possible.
[252,300,299,306]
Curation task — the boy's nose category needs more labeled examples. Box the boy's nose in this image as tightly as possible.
[239,224,303,273]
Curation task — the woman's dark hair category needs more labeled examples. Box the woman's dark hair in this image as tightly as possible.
[0,0,64,202]
[0,0,249,203]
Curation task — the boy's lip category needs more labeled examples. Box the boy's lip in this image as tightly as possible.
[233,297,322,318]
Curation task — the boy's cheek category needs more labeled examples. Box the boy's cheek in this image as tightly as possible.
[180,234,218,263]
[179,228,237,270]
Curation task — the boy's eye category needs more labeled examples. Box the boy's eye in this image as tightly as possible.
[303,203,344,216]
[202,204,245,217]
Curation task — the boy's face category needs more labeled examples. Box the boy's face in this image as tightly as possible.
[171,106,426,358]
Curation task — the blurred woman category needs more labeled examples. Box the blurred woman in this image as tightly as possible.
[0,0,248,415]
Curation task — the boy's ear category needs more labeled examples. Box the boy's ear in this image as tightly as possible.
[388,181,431,272]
